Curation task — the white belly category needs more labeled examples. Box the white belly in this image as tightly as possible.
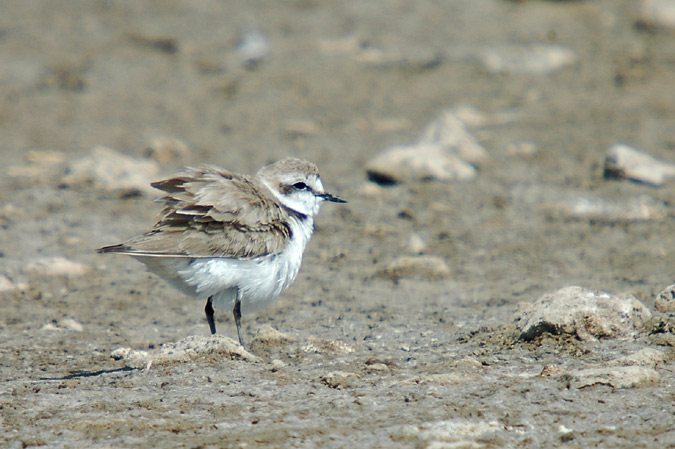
[136,216,313,314]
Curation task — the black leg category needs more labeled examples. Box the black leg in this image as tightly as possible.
[233,289,245,347]
[205,296,216,335]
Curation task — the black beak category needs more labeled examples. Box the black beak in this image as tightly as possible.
[318,192,347,203]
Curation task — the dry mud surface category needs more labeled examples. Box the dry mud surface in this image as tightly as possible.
[1,1,675,448]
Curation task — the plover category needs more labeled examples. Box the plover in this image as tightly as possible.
[98,157,346,347]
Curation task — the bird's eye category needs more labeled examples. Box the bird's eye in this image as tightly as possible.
[292,182,309,190]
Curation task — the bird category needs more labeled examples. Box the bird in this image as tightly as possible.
[97,157,346,347]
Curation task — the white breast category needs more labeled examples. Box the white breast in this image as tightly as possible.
[178,215,314,314]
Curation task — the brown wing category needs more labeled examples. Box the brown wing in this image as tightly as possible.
[98,165,291,259]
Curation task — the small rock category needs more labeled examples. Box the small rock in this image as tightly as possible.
[365,362,390,372]
[61,145,160,196]
[366,143,477,184]
[655,283,675,312]
[419,111,490,165]
[404,233,427,254]
[237,29,269,68]
[539,365,565,377]
[636,0,675,31]
[568,366,660,389]
[319,371,361,389]
[270,359,286,371]
[110,347,152,368]
[144,137,191,165]
[604,144,675,186]
[480,44,577,75]
[60,318,84,332]
[516,286,652,342]
[158,335,259,362]
[24,257,91,278]
[40,319,84,332]
[253,324,297,346]
[380,255,450,281]
[366,111,487,184]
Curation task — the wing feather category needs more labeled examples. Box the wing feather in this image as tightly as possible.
[99,165,291,259]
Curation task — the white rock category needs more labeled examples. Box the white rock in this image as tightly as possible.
[568,366,660,389]
[419,111,490,165]
[380,255,450,280]
[61,145,160,196]
[655,284,675,312]
[604,143,675,186]
[159,335,259,362]
[516,286,652,341]
[404,233,427,254]
[24,257,91,278]
[638,0,675,30]
[60,318,84,332]
[237,29,269,68]
[253,324,297,346]
[110,347,151,368]
[366,111,487,184]
[319,371,361,389]
[480,44,577,75]
[366,143,477,184]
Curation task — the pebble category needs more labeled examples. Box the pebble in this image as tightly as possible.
[61,145,160,196]
[252,324,297,346]
[480,44,577,75]
[637,0,675,31]
[604,143,675,186]
[516,286,652,342]
[319,371,361,389]
[379,255,450,281]
[237,29,269,68]
[404,233,427,254]
[110,347,152,368]
[655,284,675,312]
[366,111,487,184]
[40,319,84,332]
[24,257,91,278]
[60,318,84,332]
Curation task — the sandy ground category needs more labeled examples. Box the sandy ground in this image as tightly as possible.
[1,0,675,447]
